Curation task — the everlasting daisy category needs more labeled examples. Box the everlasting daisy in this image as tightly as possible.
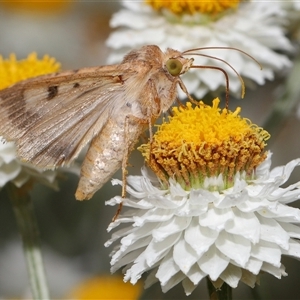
[106,99,300,296]
[107,0,293,98]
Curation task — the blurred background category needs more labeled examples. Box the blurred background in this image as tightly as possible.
[0,1,299,299]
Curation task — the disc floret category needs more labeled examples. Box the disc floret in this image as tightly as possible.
[139,98,270,191]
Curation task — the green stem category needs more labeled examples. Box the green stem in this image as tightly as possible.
[206,277,232,300]
[8,182,50,300]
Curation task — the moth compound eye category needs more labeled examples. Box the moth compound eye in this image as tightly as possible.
[166,59,183,76]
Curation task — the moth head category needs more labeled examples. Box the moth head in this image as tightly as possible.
[166,57,194,76]
[164,46,261,110]
[164,48,194,77]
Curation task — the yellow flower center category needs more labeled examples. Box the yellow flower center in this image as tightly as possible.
[146,0,240,15]
[139,98,270,191]
[0,52,60,90]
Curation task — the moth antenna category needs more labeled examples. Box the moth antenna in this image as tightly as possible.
[182,46,262,107]
[191,65,230,110]
[189,53,246,99]
[182,46,262,70]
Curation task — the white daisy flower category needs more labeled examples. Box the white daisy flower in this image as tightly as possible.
[105,99,300,295]
[106,0,293,98]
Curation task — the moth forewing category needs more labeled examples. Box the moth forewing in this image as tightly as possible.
[0,66,129,167]
[0,45,194,201]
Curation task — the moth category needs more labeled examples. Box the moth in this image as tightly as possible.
[0,45,255,201]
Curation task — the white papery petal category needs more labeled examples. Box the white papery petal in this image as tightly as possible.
[107,154,300,295]
[237,197,274,212]
[0,138,59,189]
[251,241,281,267]
[220,264,242,288]
[184,218,218,256]
[0,161,21,187]
[124,258,148,284]
[144,268,159,288]
[191,188,217,205]
[156,251,180,285]
[259,203,300,222]
[198,245,229,281]
[282,240,300,259]
[269,159,300,184]
[0,141,18,164]
[224,209,260,244]
[173,238,199,274]
[261,263,287,279]
[152,216,191,242]
[257,214,290,249]
[145,232,182,266]
[111,247,146,273]
[161,272,187,294]
[199,207,233,231]
[243,257,263,275]
[269,182,300,203]
[240,269,257,288]
[279,222,300,239]
[144,196,185,210]
[112,236,151,264]
[132,209,173,226]
[215,232,251,267]
[110,9,161,29]
[185,264,206,285]
[120,222,158,246]
[182,277,197,296]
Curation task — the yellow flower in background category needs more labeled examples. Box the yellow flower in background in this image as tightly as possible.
[106,99,300,295]
[0,0,72,14]
[0,52,60,90]
[67,275,143,300]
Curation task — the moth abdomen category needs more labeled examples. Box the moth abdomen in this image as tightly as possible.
[75,114,145,201]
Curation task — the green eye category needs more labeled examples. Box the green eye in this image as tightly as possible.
[166,58,183,76]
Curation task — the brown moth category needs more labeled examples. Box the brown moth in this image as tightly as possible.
[0,45,253,201]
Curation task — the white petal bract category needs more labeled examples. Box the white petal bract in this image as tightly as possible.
[0,138,59,189]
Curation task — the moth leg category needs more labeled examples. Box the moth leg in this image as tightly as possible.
[148,106,156,165]
[121,115,130,198]
[112,114,149,222]
[122,112,151,185]
[177,78,199,106]
[175,96,186,109]
[112,116,130,222]
[112,201,123,222]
